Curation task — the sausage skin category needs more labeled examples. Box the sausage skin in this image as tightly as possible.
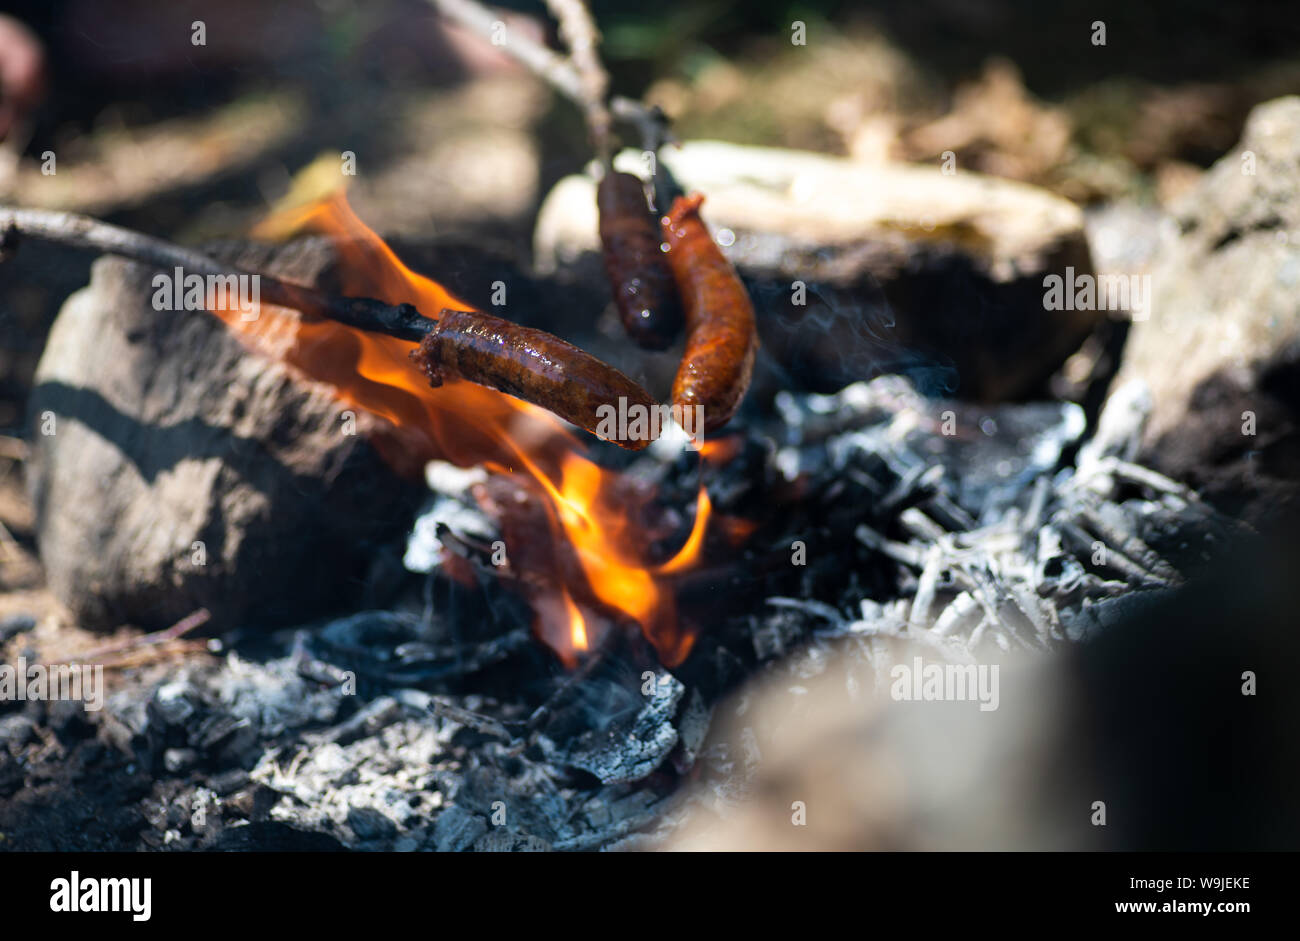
[661,193,758,433]
[410,308,659,450]
[597,171,683,350]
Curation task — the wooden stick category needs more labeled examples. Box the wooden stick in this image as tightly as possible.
[428,0,639,163]
[543,0,612,160]
[0,206,436,341]
[68,608,212,664]
[428,0,585,103]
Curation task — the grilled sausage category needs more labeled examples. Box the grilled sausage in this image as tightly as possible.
[597,171,683,350]
[411,308,660,450]
[661,193,758,433]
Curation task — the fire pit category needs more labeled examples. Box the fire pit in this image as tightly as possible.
[1,0,1297,863]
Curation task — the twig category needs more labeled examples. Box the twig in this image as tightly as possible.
[543,0,612,159]
[428,0,626,161]
[0,206,437,341]
[69,608,212,664]
[428,0,585,103]
[428,695,521,741]
[610,96,675,153]
[609,95,684,212]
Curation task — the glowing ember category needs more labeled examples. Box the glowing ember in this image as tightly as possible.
[207,192,716,666]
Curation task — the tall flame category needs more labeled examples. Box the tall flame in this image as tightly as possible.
[208,192,712,666]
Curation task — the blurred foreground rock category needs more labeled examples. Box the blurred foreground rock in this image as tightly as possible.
[535,141,1102,401]
[26,239,420,631]
[1112,96,1300,525]
[664,520,1300,851]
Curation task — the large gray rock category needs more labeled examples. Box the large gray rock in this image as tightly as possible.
[26,238,420,631]
[1113,96,1300,524]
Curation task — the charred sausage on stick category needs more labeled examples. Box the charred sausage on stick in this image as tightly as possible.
[411,308,660,450]
[661,193,758,434]
[597,171,683,350]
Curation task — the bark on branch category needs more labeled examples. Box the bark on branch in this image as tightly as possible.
[0,205,435,341]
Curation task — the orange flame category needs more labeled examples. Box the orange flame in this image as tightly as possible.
[208,192,714,666]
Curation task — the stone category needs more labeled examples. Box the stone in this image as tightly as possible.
[25,237,421,631]
[1111,96,1300,524]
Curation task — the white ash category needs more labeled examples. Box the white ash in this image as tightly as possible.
[404,462,494,573]
[93,374,1243,852]
[251,716,455,850]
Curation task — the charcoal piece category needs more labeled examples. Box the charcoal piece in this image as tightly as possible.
[672,690,713,772]
[208,768,251,796]
[347,805,399,842]
[195,715,256,761]
[0,753,24,798]
[547,672,685,785]
[472,829,552,852]
[149,680,199,728]
[433,805,489,852]
[209,822,347,852]
[751,608,809,661]
[311,696,402,746]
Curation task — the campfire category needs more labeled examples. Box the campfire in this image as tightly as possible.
[1,0,1296,859]
[208,191,716,668]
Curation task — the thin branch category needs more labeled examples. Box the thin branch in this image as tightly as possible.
[69,608,212,665]
[0,206,435,341]
[543,0,612,160]
[610,96,675,154]
[609,95,684,212]
[428,0,585,103]
[428,0,623,161]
